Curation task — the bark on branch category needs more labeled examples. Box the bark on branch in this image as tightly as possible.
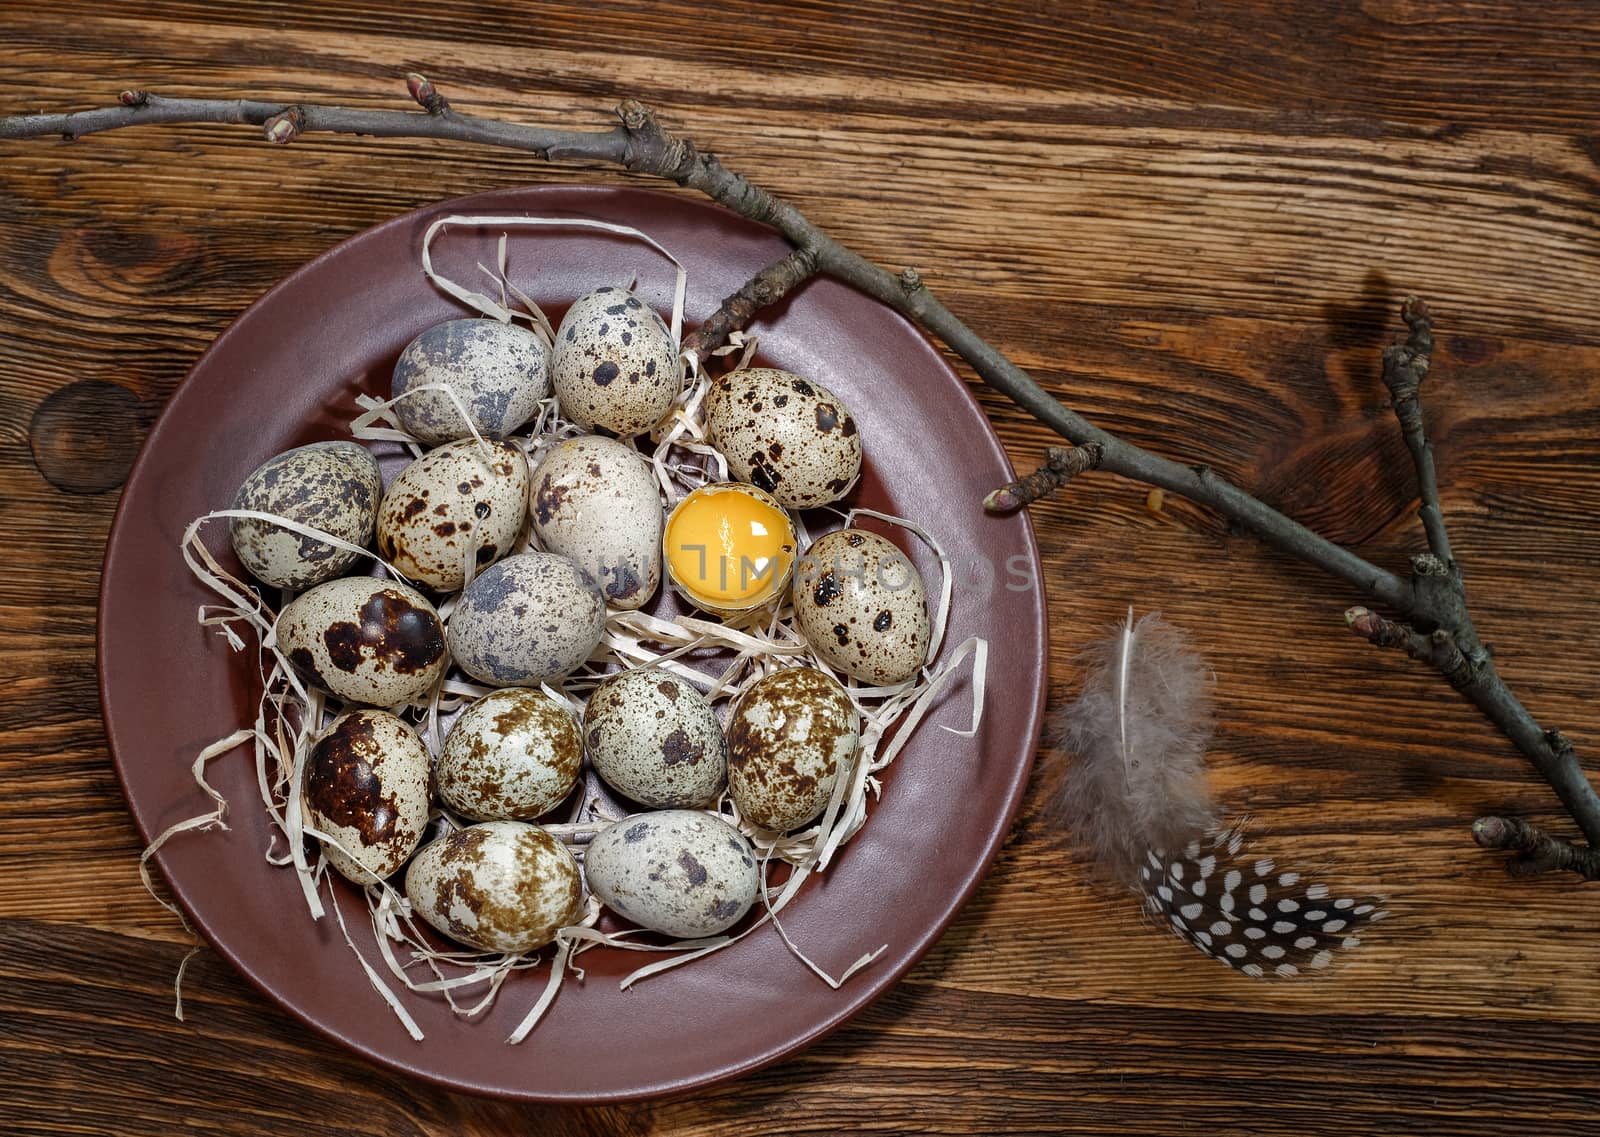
[4,76,1594,876]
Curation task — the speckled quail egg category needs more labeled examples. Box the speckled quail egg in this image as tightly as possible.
[792,528,930,686]
[437,689,583,821]
[303,709,431,883]
[529,435,663,609]
[584,811,760,939]
[550,287,683,435]
[726,667,859,832]
[405,821,584,953]
[704,368,862,508]
[276,576,448,706]
[583,666,727,808]
[376,438,528,592]
[446,552,606,687]
[391,318,550,446]
[230,441,382,590]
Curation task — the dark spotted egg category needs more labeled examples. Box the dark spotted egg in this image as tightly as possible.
[303,709,431,883]
[376,438,528,592]
[550,287,683,436]
[583,666,727,808]
[704,367,862,508]
[726,667,859,832]
[446,552,606,687]
[584,810,760,939]
[391,318,550,446]
[437,689,583,821]
[792,528,930,686]
[529,435,663,610]
[405,821,584,953]
[276,576,449,706]
[230,441,382,590]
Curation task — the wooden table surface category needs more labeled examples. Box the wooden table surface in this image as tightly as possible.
[5,2,1599,1133]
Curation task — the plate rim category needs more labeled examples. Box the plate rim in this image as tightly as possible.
[96,183,1048,1101]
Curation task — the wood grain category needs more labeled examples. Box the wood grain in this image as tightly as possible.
[3,1,1600,1132]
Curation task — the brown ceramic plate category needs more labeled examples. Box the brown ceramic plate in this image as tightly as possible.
[98,185,1046,1101]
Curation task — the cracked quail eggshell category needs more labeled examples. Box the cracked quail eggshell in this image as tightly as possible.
[376,438,528,592]
[530,435,662,610]
[584,810,760,939]
[437,689,583,821]
[726,667,859,832]
[550,287,683,436]
[230,441,382,590]
[277,576,448,706]
[704,367,862,508]
[391,318,550,446]
[446,552,606,687]
[303,709,432,883]
[405,821,584,953]
[792,528,930,686]
[583,666,727,808]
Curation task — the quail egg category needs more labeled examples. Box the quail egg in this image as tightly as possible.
[530,435,663,609]
[791,528,931,686]
[704,367,862,508]
[726,667,859,832]
[390,318,550,445]
[583,666,727,808]
[376,438,528,592]
[584,811,760,939]
[276,576,448,706]
[446,552,606,686]
[550,287,682,435]
[437,689,583,821]
[303,709,431,883]
[230,441,382,590]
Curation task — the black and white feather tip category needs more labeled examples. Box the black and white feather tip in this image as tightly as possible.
[1051,608,1387,978]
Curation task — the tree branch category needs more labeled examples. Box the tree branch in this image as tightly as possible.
[1473,815,1600,880]
[983,444,1104,513]
[4,77,1594,874]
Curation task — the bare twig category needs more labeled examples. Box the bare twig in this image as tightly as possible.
[4,77,1595,874]
[984,444,1104,513]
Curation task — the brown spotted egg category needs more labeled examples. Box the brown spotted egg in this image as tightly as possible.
[230,441,382,590]
[376,438,528,592]
[704,368,862,508]
[446,552,606,687]
[276,576,448,706]
[303,709,431,883]
[437,689,583,821]
[584,810,760,939]
[792,528,930,686]
[550,287,683,436]
[405,821,585,953]
[391,318,550,446]
[583,666,727,808]
[726,667,859,832]
[530,435,663,610]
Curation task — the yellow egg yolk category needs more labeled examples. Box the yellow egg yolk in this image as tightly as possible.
[665,484,795,609]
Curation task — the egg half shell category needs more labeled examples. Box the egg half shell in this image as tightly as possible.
[446,552,606,687]
[792,528,930,686]
[277,576,448,706]
[377,438,528,592]
[704,367,862,508]
[230,441,382,590]
[550,287,682,435]
[391,318,550,446]
[437,689,583,821]
[584,810,760,939]
[726,667,859,832]
[304,709,431,883]
[530,435,662,610]
[405,821,584,953]
[583,666,727,808]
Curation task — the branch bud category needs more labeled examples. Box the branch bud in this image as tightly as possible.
[118,89,148,107]
[406,73,449,114]
[261,106,306,145]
